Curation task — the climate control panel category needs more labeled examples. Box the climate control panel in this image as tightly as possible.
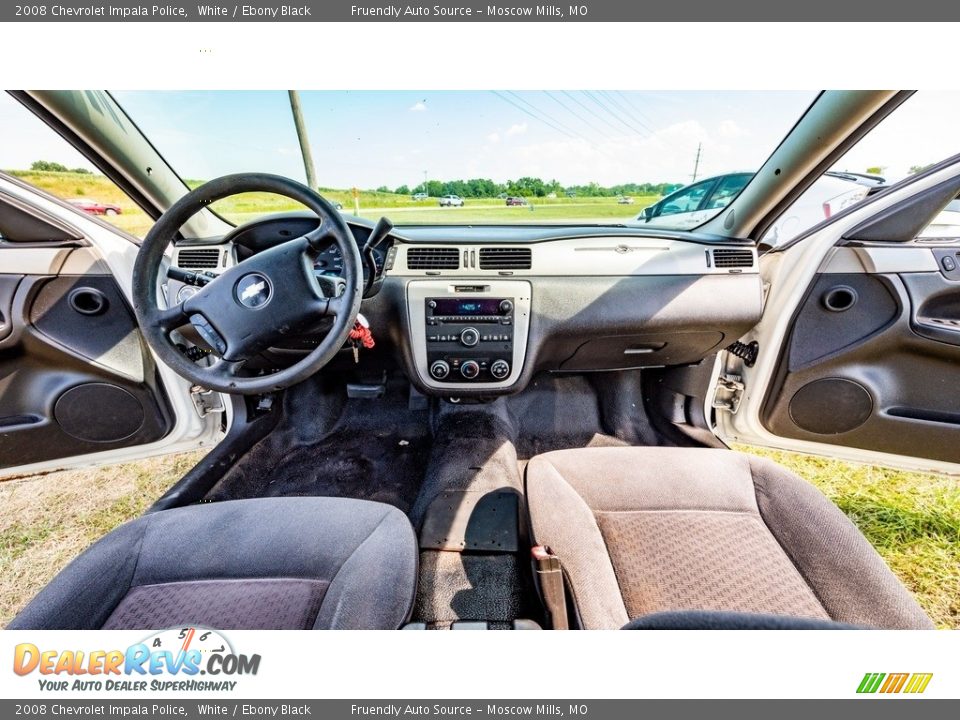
[407,280,531,392]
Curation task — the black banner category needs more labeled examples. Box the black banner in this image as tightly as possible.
[2,0,958,22]
[1,700,958,719]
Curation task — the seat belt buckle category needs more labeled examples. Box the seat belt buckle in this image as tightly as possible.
[531,545,569,630]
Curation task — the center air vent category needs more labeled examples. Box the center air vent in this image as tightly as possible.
[407,247,460,270]
[712,248,754,269]
[479,247,532,270]
[176,248,221,269]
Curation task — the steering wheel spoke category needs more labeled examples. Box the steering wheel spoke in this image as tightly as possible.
[157,302,189,333]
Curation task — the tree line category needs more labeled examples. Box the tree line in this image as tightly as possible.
[382,177,682,199]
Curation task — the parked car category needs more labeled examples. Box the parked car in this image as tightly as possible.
[635,171,871,244]
[67,198,122,216]
[505,196,527,206]
[617,195,635,205]
[919,198,960,238]
[412,192,429,201]
[439,194,464,207]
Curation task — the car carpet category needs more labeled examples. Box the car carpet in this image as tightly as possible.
[409,403,540,627]
[203,376,432,513]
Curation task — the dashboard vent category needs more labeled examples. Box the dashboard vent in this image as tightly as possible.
[479,247,532,270]
[407,247,460,270]
[712,248,754,269]
[176,248,221,269]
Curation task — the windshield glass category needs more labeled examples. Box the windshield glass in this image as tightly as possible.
[113,90,816,228]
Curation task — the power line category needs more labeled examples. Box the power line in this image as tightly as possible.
[613,91,660,131]
[600,90,656,136]
[544,91,615,140]
[584,90,650,138]
[560,90,625,135]
[491,90,580,140]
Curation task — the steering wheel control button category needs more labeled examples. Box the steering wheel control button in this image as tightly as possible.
[430,360,451,380]
[490,359,511,380]
[235,273,273,309]
[189,314,227,355]
[460,360,481,379]
[460,327,480,347]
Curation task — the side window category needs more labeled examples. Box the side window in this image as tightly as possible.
[658,179,714,216]
[705,173,751,210]
[0,92,152,238]
[918,197,960,239]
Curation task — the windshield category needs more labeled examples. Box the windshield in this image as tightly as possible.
[113,90,817,228]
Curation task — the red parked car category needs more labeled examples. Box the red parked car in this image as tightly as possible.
[68,198,122,216]
[505,196,527,206]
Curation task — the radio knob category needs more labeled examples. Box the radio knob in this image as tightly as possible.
[499,299,514,314]
[460,360,480,380]
[490,359,510,379]
[428,300,437,309]
[429,360,450,380]
[460,327,480,347]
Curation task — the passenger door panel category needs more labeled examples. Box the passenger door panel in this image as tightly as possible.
[761,260,960,464]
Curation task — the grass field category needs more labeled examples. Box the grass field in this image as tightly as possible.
[0,446,956,628]
[6,169,655,237]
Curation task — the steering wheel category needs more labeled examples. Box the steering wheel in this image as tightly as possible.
[132,173,363,395]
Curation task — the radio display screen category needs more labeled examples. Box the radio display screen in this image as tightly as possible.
[432,298,503,316]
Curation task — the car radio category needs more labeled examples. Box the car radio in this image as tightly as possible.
[407,280,531,390]
[424,297,515,382]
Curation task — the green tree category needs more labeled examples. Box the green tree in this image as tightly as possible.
[31,160,69,172]
[395,184,410,195]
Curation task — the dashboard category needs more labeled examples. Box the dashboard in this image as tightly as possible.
[169,213,763,398]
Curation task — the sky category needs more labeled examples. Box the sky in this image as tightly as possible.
[2,91,959,189]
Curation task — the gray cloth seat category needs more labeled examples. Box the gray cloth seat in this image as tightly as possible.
[9,497,418,630]
[525,447,933,630]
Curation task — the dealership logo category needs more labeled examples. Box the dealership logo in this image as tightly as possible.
[13,627,260,693]
[857,672,933,694]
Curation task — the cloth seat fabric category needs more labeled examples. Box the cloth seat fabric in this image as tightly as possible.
[9,496,418,630]
[524,447,933,630]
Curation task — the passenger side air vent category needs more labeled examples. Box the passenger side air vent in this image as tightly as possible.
[479,247,532,270]
[407,247,460,270]
[712,248,754,269]
[176,248,221,269]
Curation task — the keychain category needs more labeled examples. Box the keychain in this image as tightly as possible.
[348,313,375,363]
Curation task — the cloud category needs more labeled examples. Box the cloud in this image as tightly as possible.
[718,119,747,139]
[506,122,528,137]
[409,101,427,112]
[487,132,501,144]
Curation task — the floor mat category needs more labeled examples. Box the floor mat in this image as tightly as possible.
[506,374,630,459]
[204,377,431,512]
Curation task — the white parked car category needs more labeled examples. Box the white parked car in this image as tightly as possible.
[635,171,872,245]
[438,194,464,207]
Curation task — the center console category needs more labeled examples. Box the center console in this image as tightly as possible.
[407,279,531,392]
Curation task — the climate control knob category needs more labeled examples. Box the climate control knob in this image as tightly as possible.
[490,359,510,379]
[499,299,514,314]
[460,327,480,347]
[460,360,480,380]
[430,360,451,380]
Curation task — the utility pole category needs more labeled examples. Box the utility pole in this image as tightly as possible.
[691,142,702,183]
[423,170,428,193]
[288,91,317,190]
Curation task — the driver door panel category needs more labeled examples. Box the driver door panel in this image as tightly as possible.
[0,266,174,470]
